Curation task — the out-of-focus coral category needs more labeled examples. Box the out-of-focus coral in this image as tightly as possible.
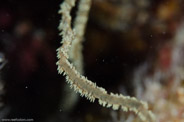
[0,53,6,108]
[91,0,150,31]
[131,22,184,122]
[0,52,9,119]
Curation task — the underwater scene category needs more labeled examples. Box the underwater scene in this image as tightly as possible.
[1,0,184,122]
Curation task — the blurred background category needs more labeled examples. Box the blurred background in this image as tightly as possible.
[0,0,184,122]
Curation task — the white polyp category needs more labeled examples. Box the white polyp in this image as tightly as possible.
[112,104,119,110]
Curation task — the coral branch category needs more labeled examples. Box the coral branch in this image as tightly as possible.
[56,0,155,121]
[69,0,91,74]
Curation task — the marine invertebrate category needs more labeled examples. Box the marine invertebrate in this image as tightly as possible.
[68,0,91,74]
[133,21,184,122]
[56,0,155,121]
